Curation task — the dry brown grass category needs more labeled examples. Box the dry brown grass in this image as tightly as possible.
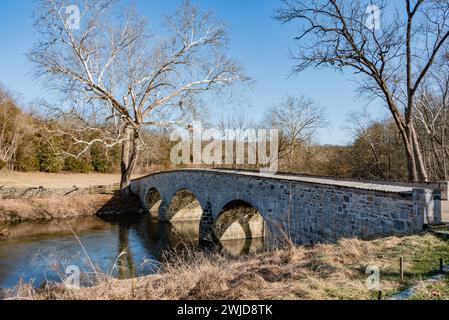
[4,233,448,300]
[0,194,113,222]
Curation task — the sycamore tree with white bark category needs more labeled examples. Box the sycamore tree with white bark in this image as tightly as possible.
[30,0,248,194]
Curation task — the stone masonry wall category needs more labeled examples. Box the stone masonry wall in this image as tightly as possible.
[289,185,416,244]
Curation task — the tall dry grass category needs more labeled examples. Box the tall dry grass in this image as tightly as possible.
[3,233,447,300]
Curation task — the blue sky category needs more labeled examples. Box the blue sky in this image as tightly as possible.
[0,0,387,145]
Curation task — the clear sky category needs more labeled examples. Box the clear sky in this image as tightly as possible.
[0,0,387,145]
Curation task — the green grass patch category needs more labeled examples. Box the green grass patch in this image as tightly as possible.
[410,274,449,300]
[376,233,449,297]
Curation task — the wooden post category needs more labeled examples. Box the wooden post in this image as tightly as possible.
[440,258,444,273]
[400,257,404,281]
[440,182,449,201]
[377,290,382,301]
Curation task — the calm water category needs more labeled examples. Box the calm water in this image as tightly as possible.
[0,214,267,288]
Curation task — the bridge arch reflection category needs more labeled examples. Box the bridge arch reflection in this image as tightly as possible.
[213,200,266,241]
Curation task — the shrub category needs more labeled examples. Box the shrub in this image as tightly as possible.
[15,151,39,172]
[14,136,39,172]
[37,141,64,173]
[64,156,93,173]
[0,159,6,170]
[91,143,121,173]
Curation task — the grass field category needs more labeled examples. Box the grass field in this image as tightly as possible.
[0,171,142,188]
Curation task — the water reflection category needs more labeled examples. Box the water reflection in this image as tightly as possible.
[219,238,266,257]
[0,214,268,288]
[116,219,135,279]
[170,221,200,246]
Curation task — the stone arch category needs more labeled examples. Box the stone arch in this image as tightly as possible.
[145,187,162,218]
[213,200,266,241]
[167,189,203,221]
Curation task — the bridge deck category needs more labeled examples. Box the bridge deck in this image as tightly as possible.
[135,169,439,194]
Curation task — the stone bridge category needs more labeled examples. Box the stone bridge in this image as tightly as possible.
[130,169,443,244]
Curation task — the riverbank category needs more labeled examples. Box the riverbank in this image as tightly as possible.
[0,171,145,223]
[0,194,113,223]
[3,233,449,300]
[0,193,144,223]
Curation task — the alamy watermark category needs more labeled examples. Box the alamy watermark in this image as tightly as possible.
[170,121,279,174]
[64,265,80,289]
[365,265,381,291]
[365,5,381,30]
[65,4,80,30]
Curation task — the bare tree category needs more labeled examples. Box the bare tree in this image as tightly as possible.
[217,108,258,170]
[346,110,391,179]
[263,96,327,171]
[30,0,247,193]
[275,0,449,182]
[414,53,449,180]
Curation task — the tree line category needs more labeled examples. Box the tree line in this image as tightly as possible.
[0,85,172,173]
[0,83,431,182]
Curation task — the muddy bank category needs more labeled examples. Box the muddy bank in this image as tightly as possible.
[0,193,144,223]
[0,228,11,239]
[0,186,88,199]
